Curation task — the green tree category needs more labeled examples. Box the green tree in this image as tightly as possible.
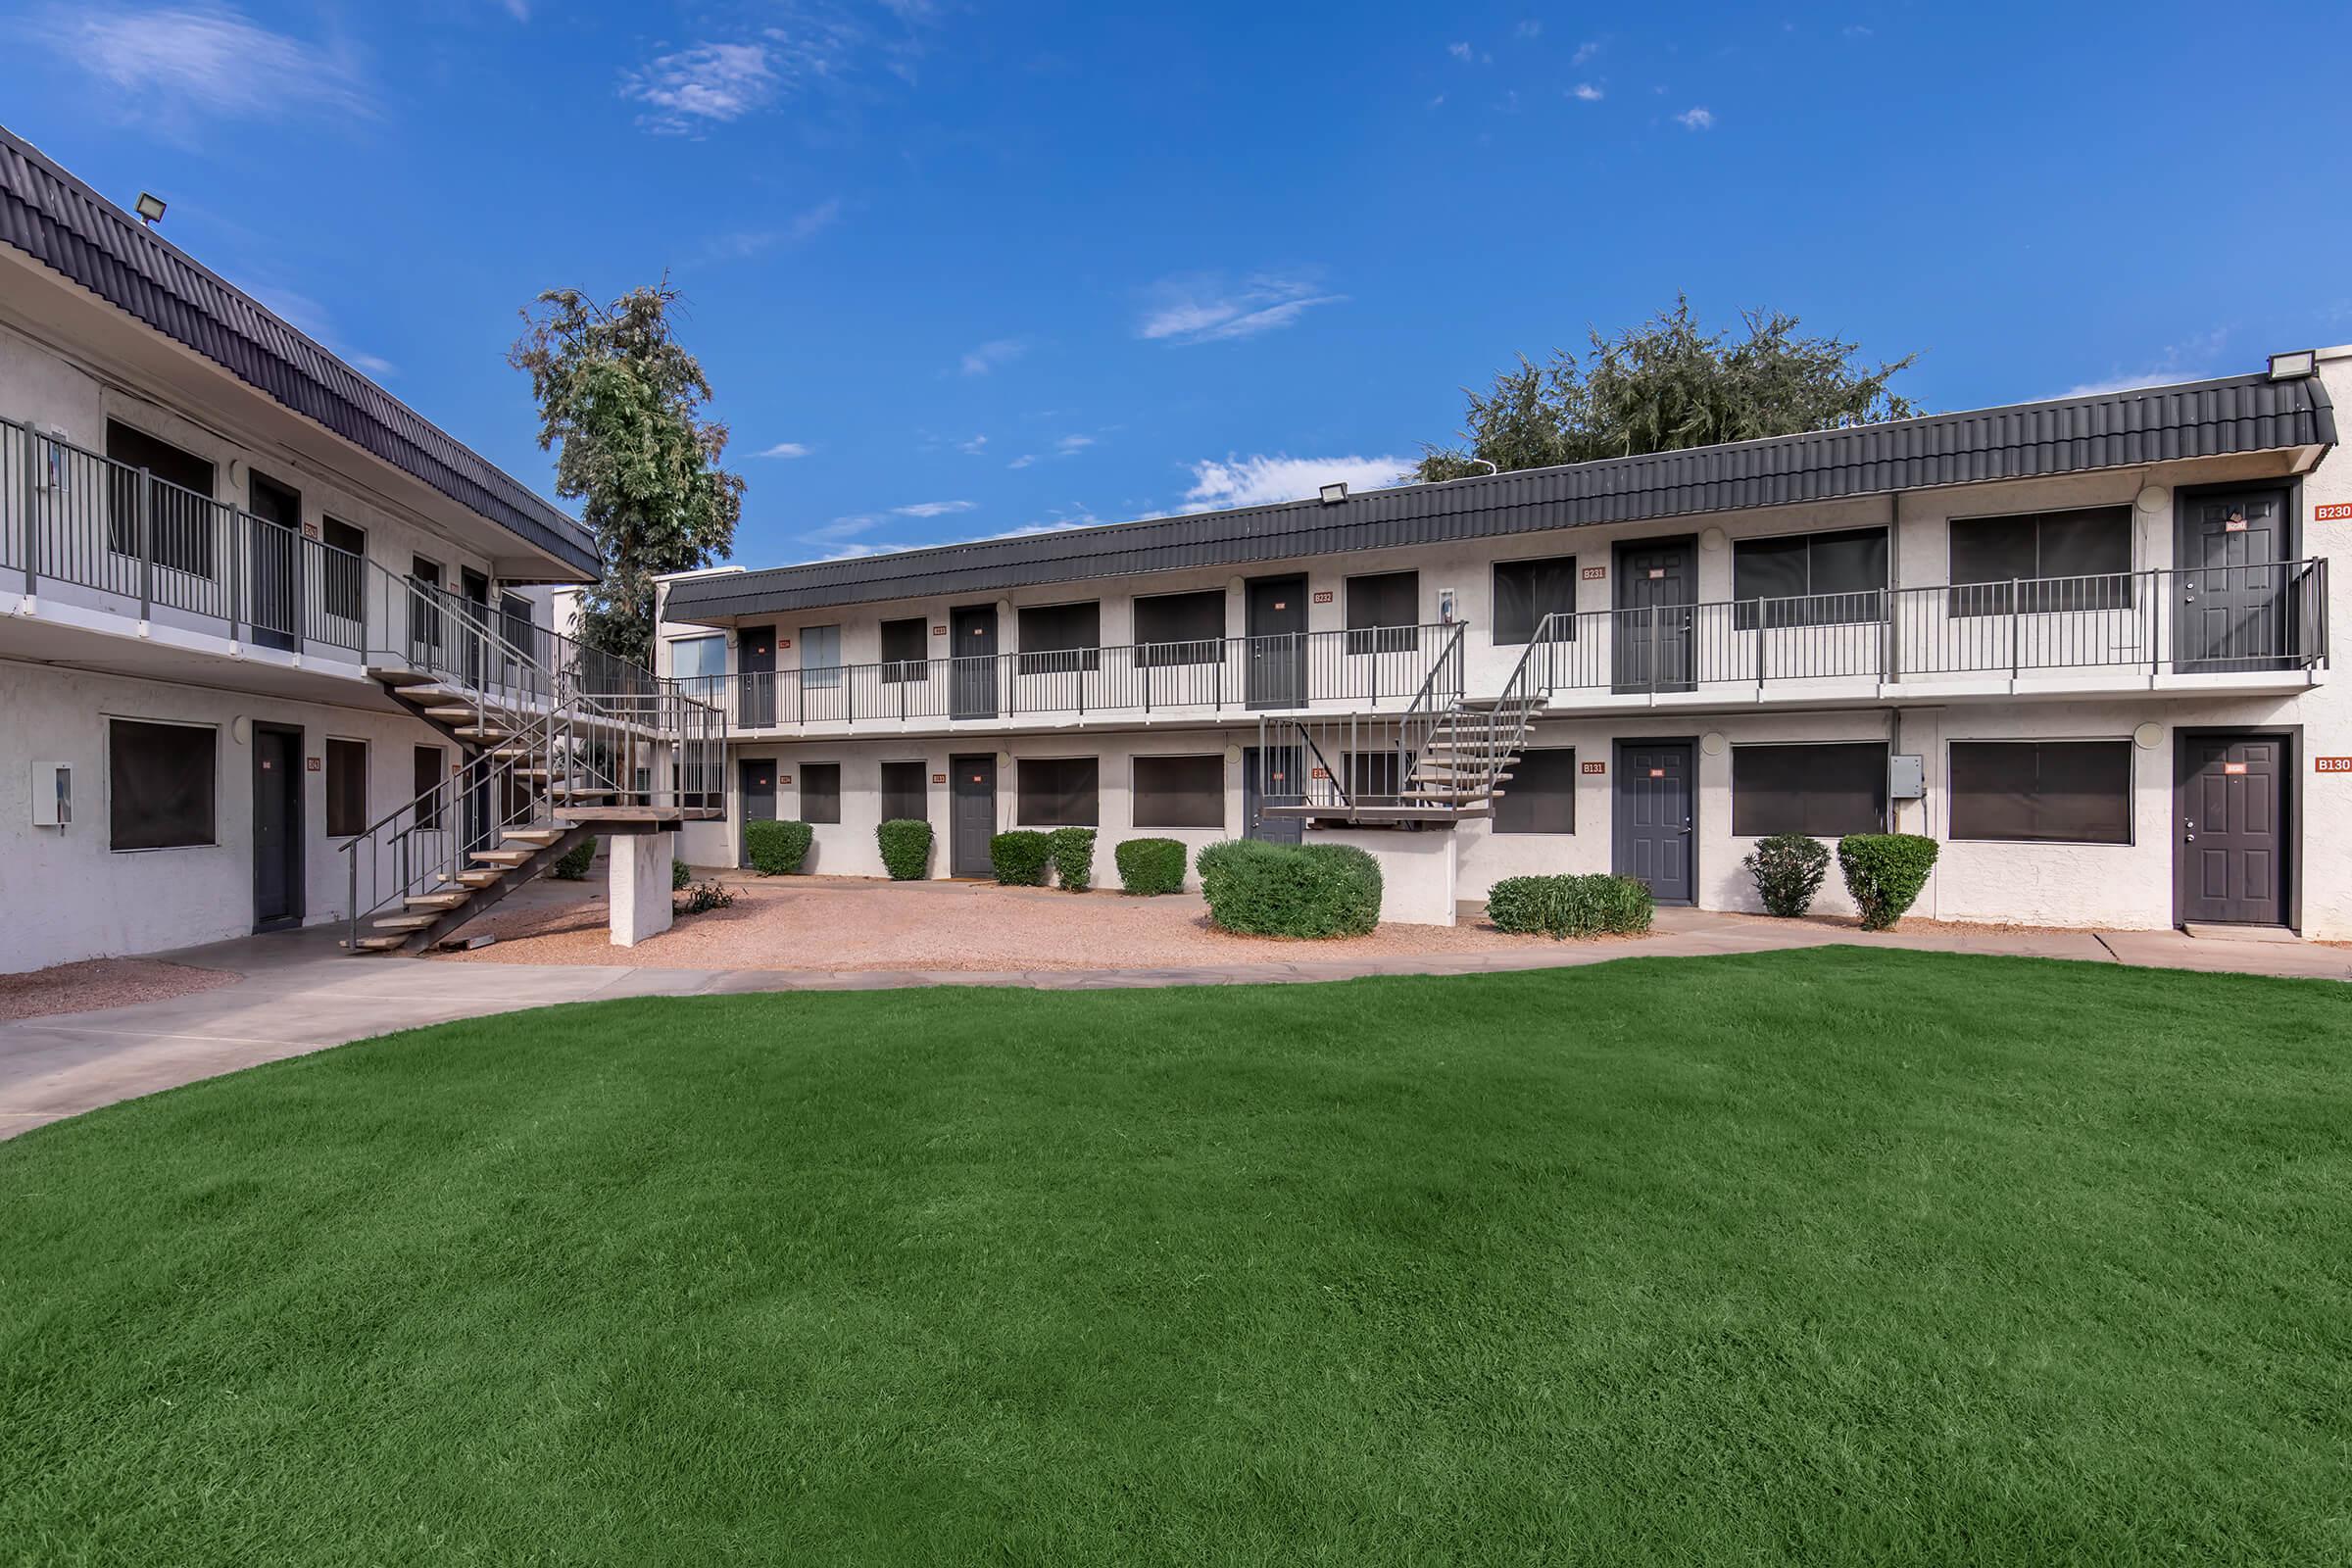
[1417,296,1920,481]
[509,280,744,663]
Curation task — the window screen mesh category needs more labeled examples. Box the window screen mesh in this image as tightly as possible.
[801,762,842,824]
[1018,603,1102,673]
[1494,747,1577,834]
[1731,743,1887,837]
[1732,528,1886,627]
[1950,741,2131,843]
[1494,558,1577,645]
[1950,508,2132,613]
[881,618,929,683]
[1133,755,1223,829]
[880,760,927,822]
[326,738,368,838]
[1346,572,1419,655]
[414,745,443,830]
[105,421,218,578]
[1017,757,1099,826]
[1135,591,1224,666]
[110,719,216,850]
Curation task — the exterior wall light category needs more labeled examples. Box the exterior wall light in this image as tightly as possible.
[134,192,167,224]
[2268,350,2316,380]
[1318,482,1348,505]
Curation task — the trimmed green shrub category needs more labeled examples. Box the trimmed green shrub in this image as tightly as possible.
[671,857,692,892]
[1116,837,1188,895]
[876,818,933,881]
[1838,833,1939,931]
[1047,827,1097,891]
[990,830,1051,886]
[1200,840,1382,939]
[551,835,597,881]
[745,818,813,876]
[1486,873,1654,939]
[1742,833,1829,918]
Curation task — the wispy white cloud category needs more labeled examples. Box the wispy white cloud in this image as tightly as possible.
[1675,106,1715,130]
[1447,40,1473,60]
[242,283,397,378]
[623,41,780,131]
[1572,39,1600,64]
[1006,454,1037,469]
[1570,82,1603,102]
[957,434,989,454]
[24,4,372,128]
[958,337,1027,376]
[1514,20,1542,38]
[703,198,845,263]
[893,500,977,517]
[755,441,812,459]
[622,8,936,134]
[2059,330,2230,397]
[1138,272,1346,345]
[497,0,528,19]
[1054,434,1095,455]
[1181,454,1412,513]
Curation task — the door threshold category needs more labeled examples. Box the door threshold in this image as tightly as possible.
[2180,922,2301,945]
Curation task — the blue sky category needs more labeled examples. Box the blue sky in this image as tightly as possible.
[5,2,2350,568]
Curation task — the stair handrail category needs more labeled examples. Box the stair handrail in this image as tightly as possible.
[1478,611,1567,768]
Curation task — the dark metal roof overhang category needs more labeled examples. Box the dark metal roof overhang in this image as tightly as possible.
[0,123,599,579]
[668,369,2334,621]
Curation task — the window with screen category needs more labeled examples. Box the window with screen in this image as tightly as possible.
[1133,755,1224,829]
[1949,740,2132,844]
[1018,602,1101,674]
[1346,571,1420,655]
[1344,751,1406,802]
[1493,558,1578,645]
[881,617,930,684]
[326,738,368,838]
[105,420,218,578]
[109,718,216,851]
[1017,757,1099,826]
[1949,507,2132,615]
[1494,747,1577,834]
[880,760,928,823]
[1135,590,1225,666]
[669,634,726,703]
[1732,528,1887,628]
[799,762,842,824]
[414,745,443,830]
[1731,742,1888,837]
[800,625,842,689]
[319,517,366,622]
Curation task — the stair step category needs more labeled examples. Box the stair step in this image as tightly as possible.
[349,935,409,952]
[502,829,563,846]
[440,870,505,888]
[404,891,473,910]
[370,912,441,932]
[421,705,488,721]
[454,725,514,740]
[470,849,536,866]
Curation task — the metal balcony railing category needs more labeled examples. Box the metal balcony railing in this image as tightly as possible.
[1,412,368,653]
[723,622,1463,728]
[1511,561,2328,701]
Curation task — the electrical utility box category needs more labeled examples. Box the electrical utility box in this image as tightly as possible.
[30,760,72,827]
[1887,754,1926,801]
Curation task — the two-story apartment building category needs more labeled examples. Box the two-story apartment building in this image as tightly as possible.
[0,124,676,970]
[657,353,2348,938]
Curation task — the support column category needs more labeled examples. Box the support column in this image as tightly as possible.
[609,829,675,947]
[1318,827,1458,927]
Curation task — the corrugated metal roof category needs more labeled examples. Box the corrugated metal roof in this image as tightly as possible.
[0,123,599,579]
[668,369,2336,620]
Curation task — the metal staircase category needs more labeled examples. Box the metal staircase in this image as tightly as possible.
[343,569,725,954]
[1255,614,1565,827]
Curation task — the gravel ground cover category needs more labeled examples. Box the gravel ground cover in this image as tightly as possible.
[0,958,241,1023]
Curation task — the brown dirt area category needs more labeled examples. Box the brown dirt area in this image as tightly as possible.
[433,874,1567,972]
[0,957,242,1023]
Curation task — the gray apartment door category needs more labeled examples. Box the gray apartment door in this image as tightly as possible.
[951,754,997,876]
[951,606,999,719]
[2177,488,2292,671]
[2177,733,2286,926]
[252,723,304,931]
[1246,574,1308,709]
[1613,740,1694,905]
[1613,538,1697,693]
[738,757,776,867]
[738,626,776,728]
[1243,745,1305,846]
[247,470,301,653]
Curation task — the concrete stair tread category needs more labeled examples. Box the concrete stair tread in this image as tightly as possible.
[469,850,536,866]
[404,892,473,910]
[370,912,442,931]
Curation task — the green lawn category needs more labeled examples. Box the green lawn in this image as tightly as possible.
[3,951,2348,1565]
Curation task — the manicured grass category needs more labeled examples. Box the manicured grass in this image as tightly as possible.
[3,950,2348,1564]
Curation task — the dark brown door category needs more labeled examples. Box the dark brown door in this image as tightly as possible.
[1613,538,1697,692]
[738,758,776,867]
[951,607,999,719]
[738,626,776,728]
[252,724,304,930]
[1246,574,1308,708]
[247,470,302,653]
[1613,740,1694,905]
[2178,734,2287,926]
[951,755,997,876]
[2177,488,2293,670]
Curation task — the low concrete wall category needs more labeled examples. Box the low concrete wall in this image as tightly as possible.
[1318,827,1458,928]
[609,831,675,947]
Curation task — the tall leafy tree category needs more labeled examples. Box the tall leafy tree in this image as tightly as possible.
[1417,296,1920,481]
[509,280,745,664]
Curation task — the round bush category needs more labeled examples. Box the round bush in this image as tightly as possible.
[744,818,812,876]
[551,835,597,881]
[1742,833,1830,918]
[1047,827,1096,891]
[1837,833,1939,931]
[1485,873,1653,939]
[1115,837,1187,895]
[876,818,933,881]
[990,830,1051,887]
[1200,840,1381,939]
[671,857,692,892]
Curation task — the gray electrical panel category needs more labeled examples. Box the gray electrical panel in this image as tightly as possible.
[1888,754,1925,800]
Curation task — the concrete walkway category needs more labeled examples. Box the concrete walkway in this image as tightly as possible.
[2,910,2345,1140]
